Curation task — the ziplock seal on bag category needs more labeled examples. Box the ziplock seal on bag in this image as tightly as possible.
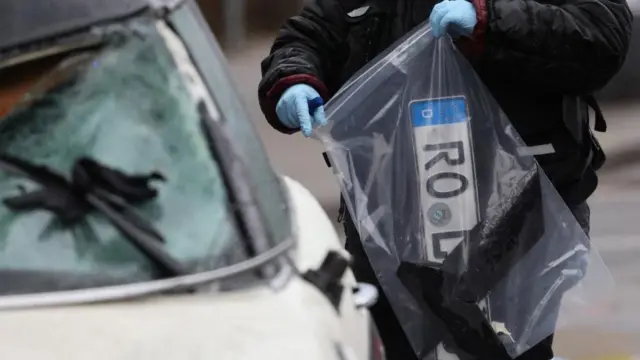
[316,23,614,360]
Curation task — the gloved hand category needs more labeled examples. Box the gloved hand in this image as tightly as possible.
[276,84,326,137]
[429,0,477,38]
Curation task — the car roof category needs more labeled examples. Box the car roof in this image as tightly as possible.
[0,0,155,52]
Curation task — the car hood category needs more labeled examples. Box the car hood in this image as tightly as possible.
[0,281,343,360]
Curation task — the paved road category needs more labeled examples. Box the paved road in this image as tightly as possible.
[557,191,640,359]
[588,104,640,358]
[226,38,640,357]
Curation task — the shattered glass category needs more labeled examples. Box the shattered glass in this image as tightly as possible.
[0,20,246,294]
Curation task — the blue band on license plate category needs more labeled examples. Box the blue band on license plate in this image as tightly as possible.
[410,97,468,127]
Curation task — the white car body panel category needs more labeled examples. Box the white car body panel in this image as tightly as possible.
[0,177,371,360]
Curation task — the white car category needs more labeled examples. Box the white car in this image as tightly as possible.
[0,1,384,359]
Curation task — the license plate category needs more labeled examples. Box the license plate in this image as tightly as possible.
[410,96,479,265]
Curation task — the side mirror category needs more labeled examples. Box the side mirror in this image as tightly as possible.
[353,282,379,309]
[302,250,350,311]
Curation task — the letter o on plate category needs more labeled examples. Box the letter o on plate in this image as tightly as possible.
[426,172,468,199]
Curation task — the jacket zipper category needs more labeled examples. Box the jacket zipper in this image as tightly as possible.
[364,18,381,63]
[364,25,373,63]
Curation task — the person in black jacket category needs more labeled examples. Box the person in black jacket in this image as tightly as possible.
[258,1,632,359]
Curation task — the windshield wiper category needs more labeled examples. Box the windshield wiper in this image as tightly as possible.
[0,154,187,278]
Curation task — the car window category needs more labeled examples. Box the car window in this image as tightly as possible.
[168,5,293,249]
[0,19,248,295]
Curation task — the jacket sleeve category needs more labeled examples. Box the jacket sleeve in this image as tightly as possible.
[258,0,348,134]
[457,0,633,94]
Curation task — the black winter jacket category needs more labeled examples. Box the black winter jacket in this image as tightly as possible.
[258,0,633,204]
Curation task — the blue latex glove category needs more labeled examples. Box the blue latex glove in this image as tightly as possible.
[276,84,326,137]
[430,0,477,38]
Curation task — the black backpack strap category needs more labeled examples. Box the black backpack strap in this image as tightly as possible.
[322,151,332,168]
[320,151,348,223]
[585,94,607,132]
[582,95,607,170]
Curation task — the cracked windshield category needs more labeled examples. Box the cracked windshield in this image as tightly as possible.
[0,21,244,295]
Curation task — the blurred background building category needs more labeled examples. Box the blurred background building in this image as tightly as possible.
[197,0,305,50]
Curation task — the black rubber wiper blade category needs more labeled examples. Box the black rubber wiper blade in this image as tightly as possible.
[85,192,187,278]
[0,153,187,279]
